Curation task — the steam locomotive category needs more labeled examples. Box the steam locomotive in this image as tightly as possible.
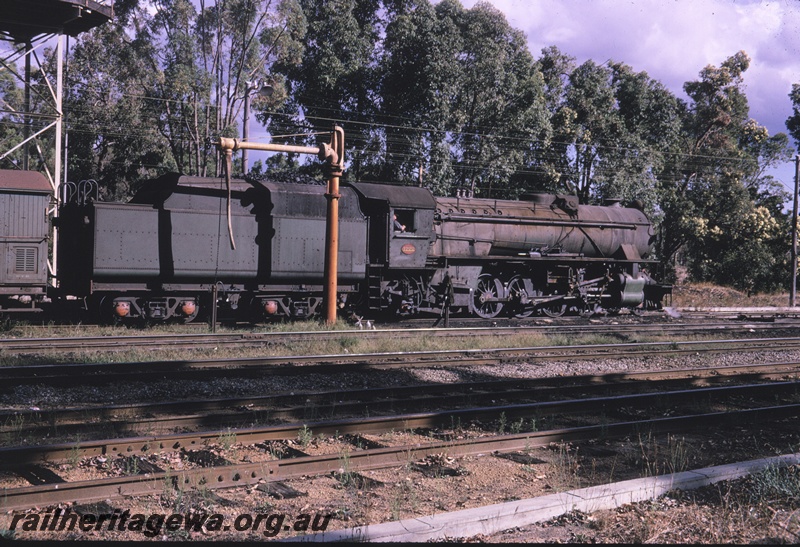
[0,168,670,323]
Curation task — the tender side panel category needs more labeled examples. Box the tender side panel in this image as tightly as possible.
[92,204,159,276]
[266,183,367,282]
[168,209,259,278]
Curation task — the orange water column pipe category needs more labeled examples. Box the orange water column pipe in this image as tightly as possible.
[214,126,345,325]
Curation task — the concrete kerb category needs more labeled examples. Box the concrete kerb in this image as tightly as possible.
[281,452,800,542]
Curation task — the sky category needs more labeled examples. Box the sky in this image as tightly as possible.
[458,0,800,193]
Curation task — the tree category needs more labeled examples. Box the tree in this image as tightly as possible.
[377,0,463,190]
[60,0,305,194]
[444,1,550,199]
[531,55,682,211]
[0,65,27,170]
[63,18,172,198]
[788,83,800,150]
[265,0,382,182]
[657,52,793,291]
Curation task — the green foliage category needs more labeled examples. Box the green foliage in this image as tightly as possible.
[788,83,800,148]
[2,0,794,293]
[56,0,306,191]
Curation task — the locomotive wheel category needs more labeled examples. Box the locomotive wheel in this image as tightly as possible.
[540,300,567,318]
[473,274,504,319]
[506,275,534,318]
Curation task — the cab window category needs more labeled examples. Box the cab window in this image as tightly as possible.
[393,209,415,233]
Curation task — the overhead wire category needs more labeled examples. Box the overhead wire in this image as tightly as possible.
[3,85,791,191]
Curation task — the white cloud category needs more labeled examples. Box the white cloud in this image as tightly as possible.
[454,0,800,186]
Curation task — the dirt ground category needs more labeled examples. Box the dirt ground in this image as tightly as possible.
[485,474,800,544]
[3,423,800,543]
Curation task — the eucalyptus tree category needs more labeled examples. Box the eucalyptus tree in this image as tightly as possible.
[531,55,681,211]
[377,0,463,192]
[597,62,682,211]
[264,0,382,181]
[528,45,577,194]
[0,65,27,170]
[440,0,550,199]
[658,51,793,291]
[59,0,304,194]
[788,83,800,149]
[62,18,171,199]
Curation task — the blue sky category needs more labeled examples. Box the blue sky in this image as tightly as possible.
[460,0,800,193]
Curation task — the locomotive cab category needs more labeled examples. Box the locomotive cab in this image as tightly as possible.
[346,182,436,269]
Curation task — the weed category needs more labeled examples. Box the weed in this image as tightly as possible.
[255,500,274,513]
[66,442,82,469]
[338,336,359,352]
[297,425,313,448]
[549,442,582,490]
[510,417,525,434]
[160,469,176,506]
[4,413,27,443]
[168,528,190,540]
[746,464,800,504]
[666,435,689,474]
[497,412,507,434]
[123,456,140,475]
[217,429,237,451]
[637,433,690,476]
[390,479,417,520]
[337,447,356,488]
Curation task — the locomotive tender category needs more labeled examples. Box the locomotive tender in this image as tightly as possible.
[0,168,669,323]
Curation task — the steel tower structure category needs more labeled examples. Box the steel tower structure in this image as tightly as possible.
[0,0,113,278]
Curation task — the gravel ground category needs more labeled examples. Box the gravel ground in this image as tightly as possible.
[2,328,800,542]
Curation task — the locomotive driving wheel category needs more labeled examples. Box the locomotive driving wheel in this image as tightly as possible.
[506,275,534,318]
[540,299,567,317]
[473,274,504,319]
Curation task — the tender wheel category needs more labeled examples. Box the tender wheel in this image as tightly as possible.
[96,295,122,325]
[506,275,534,318]
[179,299,200,323]
[473,274,504,319]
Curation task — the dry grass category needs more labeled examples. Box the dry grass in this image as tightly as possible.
[670,282,790,308]
[0,327,630,367]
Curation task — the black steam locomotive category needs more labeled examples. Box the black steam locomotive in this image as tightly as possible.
[0,169,670,323]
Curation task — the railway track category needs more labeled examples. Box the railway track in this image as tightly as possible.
[5,310,800,531]
[2,317,800,355]
[3,360,800,443]
[2,373,799,511]
[4,336,800,385]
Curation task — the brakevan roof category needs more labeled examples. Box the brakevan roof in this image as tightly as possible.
[345,182,436,209]
[0,170,52,193]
